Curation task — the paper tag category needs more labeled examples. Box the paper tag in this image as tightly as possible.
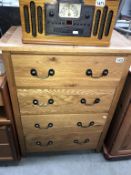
[73,31,79,35]
[96,0,105,7]
[116,57,125,63]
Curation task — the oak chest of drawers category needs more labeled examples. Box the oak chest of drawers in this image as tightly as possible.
[1,27,131,155]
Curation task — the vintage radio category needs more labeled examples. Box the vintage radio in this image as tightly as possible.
[19,0,120,46]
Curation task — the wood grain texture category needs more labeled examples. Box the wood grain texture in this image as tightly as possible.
[25,130,101,152]
[17,88,115,114]
[1,27,131,54]
[21,113,108,134]
[19,0,120,46]
[12,54,126,88]
[2,51,26,155]
[97,57,130,151]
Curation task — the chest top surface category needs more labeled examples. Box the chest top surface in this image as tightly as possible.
[0,26,131,55]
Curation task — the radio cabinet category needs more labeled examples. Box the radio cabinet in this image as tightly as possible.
[0,27,131,155]
[19,0,120,46]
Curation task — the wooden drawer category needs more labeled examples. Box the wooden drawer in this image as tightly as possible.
[21,113,108,134]
[25,131,101,152]
[0,126,9,144]
[0,144,13,159]
[11,55,126,88]
[17,88,115,114]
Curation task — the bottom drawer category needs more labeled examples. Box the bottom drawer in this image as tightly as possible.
[0,145,13,160]
[0,126,9,144]
[25,131,101,153]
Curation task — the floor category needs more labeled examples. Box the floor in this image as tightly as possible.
[1,151,131,175]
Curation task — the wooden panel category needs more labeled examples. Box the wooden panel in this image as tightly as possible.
[3,51,26,155]
[11,55,126,88]
[21,113,108,134]
[25,131,101,152]
[0,126,9,144]
[1,27,131,54]
[113,105,131,155]
[17,88,115,114]
[0,145,13,159]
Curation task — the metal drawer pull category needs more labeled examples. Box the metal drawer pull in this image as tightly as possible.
[73,138,90,144]
[30,68,55,79]
[77,121,95,128]
[33,99,54,107]
[35,140,53,146]
[86,69,109,78]
[34,123,53,129]
[80,98,100,106]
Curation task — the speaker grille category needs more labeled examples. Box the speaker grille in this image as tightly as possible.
[105,10,113,36]
[23,5,30,33]
[30,1,37,37]
[98,6,108,40]
[93,10,101,36]
[37,6,43,34]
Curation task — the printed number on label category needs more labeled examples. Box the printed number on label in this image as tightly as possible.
[96,0,105,7]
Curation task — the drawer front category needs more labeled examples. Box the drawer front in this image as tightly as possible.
[12,54,126,88]
[25,131,101,152]
[17,88,115,114]
[0,145,13,159]
[21,113,108,134]
[0,126,9,144]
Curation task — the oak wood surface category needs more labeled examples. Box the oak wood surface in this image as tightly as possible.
[25,130,101,152]
[21,113,107,134]
[0,27,131,54]
[97,56,130,151]
[11,54,126,88]
[1,26,131,155]
[2,51,26,155]
[17,88,115,114]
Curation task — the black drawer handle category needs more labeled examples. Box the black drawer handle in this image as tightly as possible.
[77,121,95,128]
[34,123,53,129]
[36,140,53,146]
[80,98,100,106]
[86,69,109,78]
[30,68,55,79]
[73,138,90,145]
[33,99,54,107]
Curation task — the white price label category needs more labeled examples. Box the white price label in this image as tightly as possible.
[115,57,125,63]
[96,0,105,7]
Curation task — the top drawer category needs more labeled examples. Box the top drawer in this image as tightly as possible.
[11,54,126,88]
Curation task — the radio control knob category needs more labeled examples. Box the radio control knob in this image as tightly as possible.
[49,10,54,17]
[85,14,90,19]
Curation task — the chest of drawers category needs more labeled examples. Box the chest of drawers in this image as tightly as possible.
[1,27,131,155]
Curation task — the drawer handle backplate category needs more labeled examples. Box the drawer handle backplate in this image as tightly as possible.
[73,138,90,145]
[35,140,53,146]
[34,123,53,129]
[86,69,109,78]
[30,68,55,79]
[80,98,100,106]
[33,99,54,107]
[77,121,95,128]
